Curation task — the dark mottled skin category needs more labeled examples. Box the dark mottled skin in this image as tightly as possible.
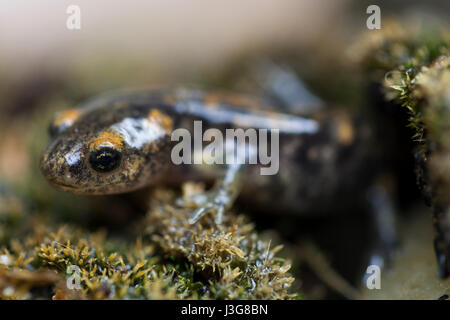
[40,88,382,216]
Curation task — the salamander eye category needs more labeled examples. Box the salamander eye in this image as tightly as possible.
[89,147,122,173]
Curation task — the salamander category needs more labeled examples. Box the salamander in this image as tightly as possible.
[39,86,384,220]
[39,61,401,281]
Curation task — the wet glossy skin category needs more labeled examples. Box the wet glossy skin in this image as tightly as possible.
[40,89,175,195]
[40,88,380,214]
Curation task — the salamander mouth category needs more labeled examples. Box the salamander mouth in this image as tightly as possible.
[57,182,78,190]
[45,178,79,191]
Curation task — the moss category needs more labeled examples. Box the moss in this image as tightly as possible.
[381,39,450,208]
[0,182,295,300]
[351,19,449,152]
[353,18,450,276]
[144,184,294,299]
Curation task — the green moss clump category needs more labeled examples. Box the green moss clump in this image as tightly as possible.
[0,183,295,300]
[350,19,449,155]
[352,18,450,276]
[144,184,295,299]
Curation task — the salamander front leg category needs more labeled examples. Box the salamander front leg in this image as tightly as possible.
[177,162,243,225]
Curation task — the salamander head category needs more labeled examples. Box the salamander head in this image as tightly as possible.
[40,105,173,195]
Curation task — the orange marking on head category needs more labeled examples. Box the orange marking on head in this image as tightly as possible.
[89,131,124,150]
[53,109,81,127]
[147,109,173,133]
